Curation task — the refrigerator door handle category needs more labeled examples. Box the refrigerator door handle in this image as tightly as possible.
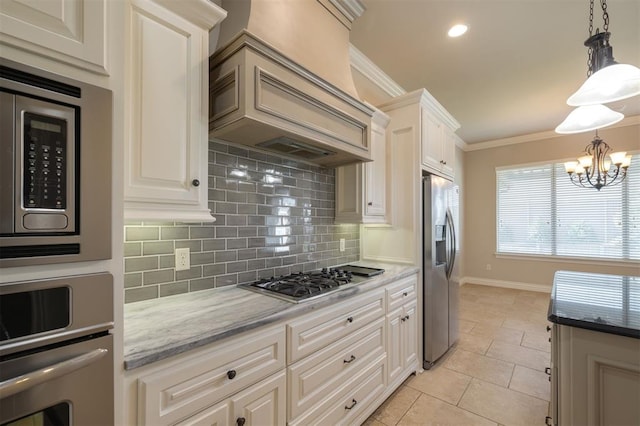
[445,209,456,279]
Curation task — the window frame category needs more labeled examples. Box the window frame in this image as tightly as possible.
[495,153,639,265]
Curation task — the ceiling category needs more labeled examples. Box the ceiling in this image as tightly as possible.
[349,0,640,144]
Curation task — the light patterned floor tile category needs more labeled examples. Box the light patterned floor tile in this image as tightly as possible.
[509,365,551,401]
[456,332,492,354]
[398,393,497,426]
[468,323,524,345]
[406,366,472,405]
[459,318,476,334]
[486,340,550,372]
[522,330,551,352]
[443,348,515,387]
[459,378,550,425]
[370,383,421,426]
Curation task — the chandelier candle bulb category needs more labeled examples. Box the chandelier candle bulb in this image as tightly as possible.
[622,155,632,168]
[564,162,579,173]
[579,155,593,168]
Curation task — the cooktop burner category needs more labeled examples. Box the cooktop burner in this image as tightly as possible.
[244,268,359,302]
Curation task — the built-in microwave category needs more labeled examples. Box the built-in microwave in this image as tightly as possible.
[0,59,112,267]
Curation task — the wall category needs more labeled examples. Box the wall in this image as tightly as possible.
[123,140,359,303]
[463,122,639,291]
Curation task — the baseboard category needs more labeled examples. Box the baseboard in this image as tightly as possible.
[460,276,551,293]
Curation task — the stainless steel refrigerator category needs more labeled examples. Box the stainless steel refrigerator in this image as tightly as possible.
[423,174,459,369]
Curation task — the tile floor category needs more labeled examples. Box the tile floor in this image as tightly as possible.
[365,283,552,426]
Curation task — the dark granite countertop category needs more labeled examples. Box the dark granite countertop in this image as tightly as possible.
[124,262,419,370]
[548,270,640,339]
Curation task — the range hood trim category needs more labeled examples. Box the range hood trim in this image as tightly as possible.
[209,30,375,168]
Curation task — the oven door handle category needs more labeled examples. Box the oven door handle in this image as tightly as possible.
[0,348,108,398]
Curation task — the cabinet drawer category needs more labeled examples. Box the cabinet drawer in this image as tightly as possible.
[288,318,385,419]
[287,289,385,363]
[289,354,386,426]
[386,275,417,312]
[138,325,285,425]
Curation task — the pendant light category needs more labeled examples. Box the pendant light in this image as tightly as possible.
[557,0,640,134]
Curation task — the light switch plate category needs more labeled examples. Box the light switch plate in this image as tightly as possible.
[175,247,190,271]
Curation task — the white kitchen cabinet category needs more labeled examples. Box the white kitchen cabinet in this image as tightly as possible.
[335,108,391,224]
[385,276,418,387]
[136,324,285,425]
[380,88,459,181]
[178,371,286,426]
[0,0,108,74]
[421,108,456,179]
[123,0,225,222]
[549,323,640,426]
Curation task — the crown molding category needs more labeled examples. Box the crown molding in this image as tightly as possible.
[349,44,406,98]
[463,115,640,152]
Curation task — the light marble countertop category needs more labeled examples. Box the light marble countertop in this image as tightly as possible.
[124,262,418,370]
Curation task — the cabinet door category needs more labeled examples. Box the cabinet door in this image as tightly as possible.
[364,126,387,218]
[420,108,443,172]
[387,308,404,385]
[0,0,107,74]
[440,125,456,179]
[402,301,418,369]
[230,371,286,426]
[124,0,213,221]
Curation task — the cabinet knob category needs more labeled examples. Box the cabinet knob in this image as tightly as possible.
[442,161,447,165]
[545,367,551,375]
[403,292,408,297]
[546,325,551,332]
[236,417,246,426]
[345,399,357,410]
[227,369,236,380]
[192,179,200,187]
[343,355,356,364]
[545,416,553,426]
[346,316,354,323]
[367,202,373,206]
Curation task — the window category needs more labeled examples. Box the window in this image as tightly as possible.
[497,155,639,261]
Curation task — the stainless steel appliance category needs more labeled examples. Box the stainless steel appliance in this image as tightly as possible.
[423,174,459,369]
[242,267,383,303]
[0,273,114,425]
[0,59,112,267]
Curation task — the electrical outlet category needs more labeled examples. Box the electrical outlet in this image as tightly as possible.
[175,248,190,271]
[486,263,492,271]
[339,238,346,252]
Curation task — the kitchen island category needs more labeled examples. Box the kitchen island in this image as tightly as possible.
[547,270,640,426]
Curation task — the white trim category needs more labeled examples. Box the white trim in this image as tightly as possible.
[348,44,406,98]
[460,276,551,293]
[494,253,640,268]
[464,115,640,152]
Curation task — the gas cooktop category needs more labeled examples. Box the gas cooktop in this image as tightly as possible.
[241,267,372,303]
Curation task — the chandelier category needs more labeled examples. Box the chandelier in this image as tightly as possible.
[563,131,631,191]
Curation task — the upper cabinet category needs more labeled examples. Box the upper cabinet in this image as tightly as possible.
[379,89,460,180]
[0,0,108,74]
[123,0,226,222]
[335,107,391,224]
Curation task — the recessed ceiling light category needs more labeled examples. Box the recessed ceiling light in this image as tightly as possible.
[448,24,468,38]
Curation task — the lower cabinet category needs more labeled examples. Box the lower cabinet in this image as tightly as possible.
[130,272,420,426]
[549,323,640,426]
[178,371,286,426]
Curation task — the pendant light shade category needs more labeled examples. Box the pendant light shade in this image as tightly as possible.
[567,63,640,106]
[555,104,624,134]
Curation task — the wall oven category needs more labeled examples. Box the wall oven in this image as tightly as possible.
[0,58,112,267]
[0,273,114,425]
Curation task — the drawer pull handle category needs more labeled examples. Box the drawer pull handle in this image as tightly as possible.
[227,370,237,380]
[403,292,408,297]
[236,417,246,426]
[545,416,552,426]
[545,367,551,375]
[546,325,551,332]
[367,202,373,206]
[401,315,410,322]
[347,316,353,323]
[345,399,357,410]
[343,355,356,364]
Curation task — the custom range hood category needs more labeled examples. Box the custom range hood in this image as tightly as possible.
[209,0,374,167]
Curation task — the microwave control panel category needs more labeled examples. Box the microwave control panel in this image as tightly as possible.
[23,112,68,210]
